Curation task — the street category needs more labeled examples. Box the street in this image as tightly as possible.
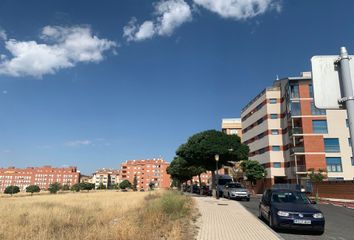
[239,196,354,240]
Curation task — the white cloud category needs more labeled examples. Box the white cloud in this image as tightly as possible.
[0,30,7,40]
[193,0,281,20]
[65,140,92,147]
[0,26,116,78]
[123,0,192,42]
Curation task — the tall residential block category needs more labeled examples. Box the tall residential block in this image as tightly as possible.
[0,166,80,192]
[241,72,354,188]
[222,118,243,140]
[120,158,171,189]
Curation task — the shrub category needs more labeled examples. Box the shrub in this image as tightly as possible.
[26,185,40,195]
[4,185,20,195]
[48,182,61,194]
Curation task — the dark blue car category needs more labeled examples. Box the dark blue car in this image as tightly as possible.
[259,189,325,234]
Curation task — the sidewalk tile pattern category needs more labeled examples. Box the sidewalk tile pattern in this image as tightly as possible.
[194,197,281,240]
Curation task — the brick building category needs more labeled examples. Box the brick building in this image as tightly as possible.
[241,72,354,189]
[120,158,170,189]
[0,166,80,192]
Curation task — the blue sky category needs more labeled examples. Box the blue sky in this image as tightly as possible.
[0,0,354,174]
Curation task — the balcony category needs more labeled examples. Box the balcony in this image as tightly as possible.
[289,127,303,136]
[290,146,305,154]
[295,165,307,173]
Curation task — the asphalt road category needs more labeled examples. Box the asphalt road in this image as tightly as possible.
[239,196,354,240]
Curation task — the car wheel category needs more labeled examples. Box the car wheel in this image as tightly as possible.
[228,193,231,200]
[246,197,250,202]
[269,214,277,230]
[258,207,263,219]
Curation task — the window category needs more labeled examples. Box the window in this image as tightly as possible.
[326,157,342,172]
[346,119,349,128]
[349,138,352,147]
[324,138,340,152]
[271,130,279,135]
[328,177,344,181]
[273,162,281,168]
[270,114,278,119]
[309,84,314,98]
[291,102,301,116]
[257,118,264,125]
[269,98,277,104]
[272,146,281,151]
[351,157,354,166]
[230,129,238,135]
[290,83,300,98]
[312,120,328,133]
[311,102,326,115]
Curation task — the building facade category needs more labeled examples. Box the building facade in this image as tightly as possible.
[222,118,243,140]
[120,158,170,189]
[241,72,354,188]
[0,166,80,192]
[91,168,121,189]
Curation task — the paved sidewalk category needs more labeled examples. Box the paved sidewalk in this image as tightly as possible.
[194,196,282,240]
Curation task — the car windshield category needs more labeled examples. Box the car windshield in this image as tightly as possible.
[271,191,310,204]
[228,183,243,188]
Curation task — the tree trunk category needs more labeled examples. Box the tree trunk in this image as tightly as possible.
[198,174,202,195]
[211,171,216,197]
[190,179,193,194]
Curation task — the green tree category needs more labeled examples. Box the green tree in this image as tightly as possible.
[119,180,131,190]
[167,156,203,191]
[308,168,326,202]
[149,182,155,190]
[177,130,249,190]
[61,184,70,191]
[71,183,81,192]
[133,174,138,191]
[48,182,61,194]
[4,185,20,196]
[80,182,95,192]
[240,160,267,186]
[111,183,119,190]
[25,185,40,196]
[97,183,107,190]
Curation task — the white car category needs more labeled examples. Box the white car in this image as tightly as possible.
[223,182,250,201]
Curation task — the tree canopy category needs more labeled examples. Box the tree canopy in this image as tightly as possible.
[119,180,131,189]
[4,185,20,195]
[240,160,267,185]
[26,185,40,195]
[48,182,61,194]
[177,130,249,171]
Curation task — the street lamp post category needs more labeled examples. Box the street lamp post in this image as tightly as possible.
[215,154,219,199]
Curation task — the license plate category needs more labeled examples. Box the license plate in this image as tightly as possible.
[294,219,311,224]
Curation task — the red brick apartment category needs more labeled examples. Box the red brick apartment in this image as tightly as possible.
[241,72,354,191]
[120,159,171,189]
[0,166,80,192]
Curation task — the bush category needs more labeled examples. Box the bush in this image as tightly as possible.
[26,185,40,195]
[4,185,20,195]
[119,180,131,190]
[48,182,61,194]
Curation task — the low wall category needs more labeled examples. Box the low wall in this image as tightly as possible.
[311,181,354,200]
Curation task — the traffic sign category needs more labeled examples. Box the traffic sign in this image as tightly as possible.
[311,55,354,109]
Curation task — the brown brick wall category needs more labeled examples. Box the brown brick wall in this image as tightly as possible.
[303,135,325,153]
[311,181,354,200]
[305,154,326,171]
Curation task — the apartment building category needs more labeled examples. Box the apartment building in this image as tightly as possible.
[241,72,354,188]
[0,166,80,192]
[120,158,170,189]
[222,118,243,140]
[91,168,121,189]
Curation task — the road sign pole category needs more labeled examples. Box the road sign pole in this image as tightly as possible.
[338,47,354,158]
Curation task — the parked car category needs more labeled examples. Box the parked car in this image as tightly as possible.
[223,182,250,201]
[192,185,200,194]
[200,186,211,196]
[259,188,325,234]
[208,174,233,197]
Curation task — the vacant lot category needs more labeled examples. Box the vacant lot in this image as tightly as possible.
[0,190,195,240]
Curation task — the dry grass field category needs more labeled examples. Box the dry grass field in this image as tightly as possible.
[0,190,195,240]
